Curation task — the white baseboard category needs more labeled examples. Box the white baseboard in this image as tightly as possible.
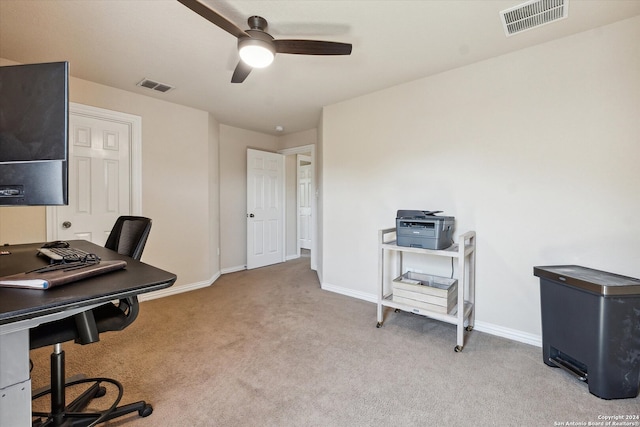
[321,282,378,303]
[139,271,221,302]
[221,265,245,274]
[320,281,542,348]
[472,320,541,347]
[221,257,301,271]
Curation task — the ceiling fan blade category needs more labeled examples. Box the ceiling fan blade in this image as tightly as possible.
[231,61,252,83]
[273,40,352,55]
[178,0,248,39]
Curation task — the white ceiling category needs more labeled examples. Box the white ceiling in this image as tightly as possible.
[1,0,639,135]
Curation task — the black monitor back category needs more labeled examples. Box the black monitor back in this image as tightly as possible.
[0,61,69,206]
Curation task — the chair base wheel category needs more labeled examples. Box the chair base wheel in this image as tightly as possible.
[96,385,107,398]
[140,403,153,417]
[32,376,155,426]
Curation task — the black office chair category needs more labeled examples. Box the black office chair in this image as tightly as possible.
[30,216,153,427]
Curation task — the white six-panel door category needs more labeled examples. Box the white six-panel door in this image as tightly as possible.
[50,111,131,245]
[246,148,285,269]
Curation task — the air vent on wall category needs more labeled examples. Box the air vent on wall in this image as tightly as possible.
[500,0,569,37]
[136,78,174,93]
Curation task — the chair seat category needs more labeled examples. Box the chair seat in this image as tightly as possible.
[30,297,139,349]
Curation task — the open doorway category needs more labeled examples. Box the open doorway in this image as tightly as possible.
[297,154,312,253]
[279,144,316,271]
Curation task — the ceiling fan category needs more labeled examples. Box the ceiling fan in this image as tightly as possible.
[178,0,353,83]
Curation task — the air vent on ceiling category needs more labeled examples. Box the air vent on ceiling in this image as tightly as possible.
[136,78,174,93]
[500,0,569,37]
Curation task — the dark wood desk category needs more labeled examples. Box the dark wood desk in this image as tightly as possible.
[0,240,176,426]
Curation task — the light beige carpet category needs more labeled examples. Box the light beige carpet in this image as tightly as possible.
[29,256,639,426]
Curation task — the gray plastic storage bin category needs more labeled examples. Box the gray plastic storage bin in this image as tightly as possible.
[533,265,640,399]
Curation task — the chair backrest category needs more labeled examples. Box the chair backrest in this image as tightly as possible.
[104,216,152,261]
[30,217,153,349]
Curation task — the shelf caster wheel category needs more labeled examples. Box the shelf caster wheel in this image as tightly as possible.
[376,322,383,328]
[454,345,463,353]
[139,403,153,417]
[465,325,473,332]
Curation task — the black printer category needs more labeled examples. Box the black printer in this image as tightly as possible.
[396,210,455,250]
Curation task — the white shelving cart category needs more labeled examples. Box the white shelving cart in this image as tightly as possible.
[377,228,476,352]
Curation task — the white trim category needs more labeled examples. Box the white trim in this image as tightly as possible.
[221,265,246,274]
[296,154,312,258]
[295,155,301,259]
[321,282,378,303]
[46,103,142,239]
[69,103,143,215]
[320,281,543,348]
[473,320,542,347]
[278,144,317,271]
[138,272,221,302]
[278,144,314,156]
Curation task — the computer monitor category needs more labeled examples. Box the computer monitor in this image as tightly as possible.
[0,61,69,206]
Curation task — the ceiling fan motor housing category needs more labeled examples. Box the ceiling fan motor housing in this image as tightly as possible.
[247,15,269,31]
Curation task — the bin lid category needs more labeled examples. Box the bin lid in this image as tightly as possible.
[533,265,640,296]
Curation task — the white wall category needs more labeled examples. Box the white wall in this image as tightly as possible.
[321,17,640,342]
[284,153,298,258]
[316,115,325,283]
[219,124,278,272]
[69,79,216,290]
[279,129,317,150]
[208,114,221,281]
[0,206,45,244]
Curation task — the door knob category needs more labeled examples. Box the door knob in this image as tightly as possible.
[62,221,72,228]
[249,213,255,218]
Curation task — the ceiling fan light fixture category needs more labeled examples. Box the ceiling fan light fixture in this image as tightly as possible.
[178,2,352,83]
[238,38,275,68]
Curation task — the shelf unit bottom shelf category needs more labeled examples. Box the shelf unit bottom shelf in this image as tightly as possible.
[380,294,473,326]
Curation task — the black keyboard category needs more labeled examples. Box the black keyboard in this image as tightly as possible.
[38,246,92,262]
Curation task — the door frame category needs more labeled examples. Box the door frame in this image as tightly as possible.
[278,144,316,271]
[46,103,142,240]
[296,154,312,252]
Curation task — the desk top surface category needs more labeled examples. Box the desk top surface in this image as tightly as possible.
[0,240,176,325]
